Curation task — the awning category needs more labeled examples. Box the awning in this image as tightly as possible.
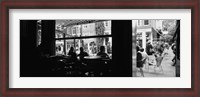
[151,27,165,38]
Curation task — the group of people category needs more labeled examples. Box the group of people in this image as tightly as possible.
[137,41,175,77]
[68,46,110,61]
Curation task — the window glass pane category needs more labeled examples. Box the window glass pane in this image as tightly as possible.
[81,23,96,36]
[56,37,112,58]
[55,24,64,38]
[103,21,111,35]
[55,20,112,58]
[75,37,112,57]
[55,40,64,55]
[55,31,64,38]
[56,20,111,38]
[65,39,76,55]
[65,25,81,37]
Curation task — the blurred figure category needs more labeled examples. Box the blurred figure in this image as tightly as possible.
[140,48,148,61]
[68,47,77,61]
[97,46,109,58]
[140,48,148,69]
[171,42,177,66]
[162,43,170,56]
[146,42,154,55]
[155,50,164,73]
[78,47,89,61]
[146,42,156,67]
[137,46,144,77]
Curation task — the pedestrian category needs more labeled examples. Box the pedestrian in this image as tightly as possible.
[137,46,144,77]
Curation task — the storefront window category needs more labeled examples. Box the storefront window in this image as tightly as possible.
[55,20,112,57]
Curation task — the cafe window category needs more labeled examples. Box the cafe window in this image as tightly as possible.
[55,20,112,57]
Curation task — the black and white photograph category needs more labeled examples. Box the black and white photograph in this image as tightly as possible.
[20,20,134,77]
[134,20,180,77]
[20,20,115,77]
[20,19,180,77]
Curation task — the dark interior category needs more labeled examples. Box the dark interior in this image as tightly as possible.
[20,20,133,77]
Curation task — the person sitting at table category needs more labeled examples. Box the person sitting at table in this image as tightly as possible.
[78,47,89,61]
[97,46,109,59]
[68,47,77,61]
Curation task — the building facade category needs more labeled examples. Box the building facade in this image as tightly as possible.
[136,20,164,50]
